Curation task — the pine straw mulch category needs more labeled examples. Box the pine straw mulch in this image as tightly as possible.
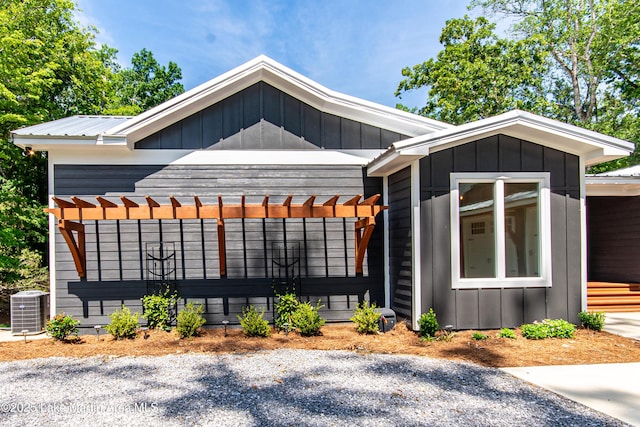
[1,322,640,368]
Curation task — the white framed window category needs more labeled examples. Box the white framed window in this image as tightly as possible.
[450,172,552,289]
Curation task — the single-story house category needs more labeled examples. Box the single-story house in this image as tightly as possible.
[11,56,635,330]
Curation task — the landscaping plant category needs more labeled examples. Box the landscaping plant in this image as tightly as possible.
[521,319,576,339]
[578,311,606,331]
[350,301,381,334]
[142,288,179,330]
[497,328,516,339]
[45,312,79,341]
[291,300,326,336]
[419,308,439,339]
[106,305,140,340]
[176,302,207,338]
[471,331,488,341]
[274,292,299,330]
[238,305,271,337]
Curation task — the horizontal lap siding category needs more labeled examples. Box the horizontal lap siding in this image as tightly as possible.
[388,166,412,322]
[421,135,581,329]
[53,164,384,327]
[587,196,640,282]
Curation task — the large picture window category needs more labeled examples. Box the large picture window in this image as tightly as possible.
[450,173,552,289]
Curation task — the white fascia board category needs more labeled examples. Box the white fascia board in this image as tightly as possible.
[48,149,370,166]
[12,135,129,151]
[366,146,425,177]
[105,56,450,145]
[585,177,640,196]
[366,109,635,178]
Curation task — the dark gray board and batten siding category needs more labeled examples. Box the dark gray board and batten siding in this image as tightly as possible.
[387,166,413,322]
[136,82,407,150]
[386,134,581,329]
[53,164,385,328]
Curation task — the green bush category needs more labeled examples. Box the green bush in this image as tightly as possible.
[238,305,271,337]
[45,312,79,341]
[471,331,488,341]
[578,311,606,331]
[106,305,140,340]
[497,328,516,339]
[176,302,207,338]
[142,288,179,330]
[350,301,381,334]
[521,319,576,339]
[291,300,326,336]
[419,308,439,339]
[274,292,299,329]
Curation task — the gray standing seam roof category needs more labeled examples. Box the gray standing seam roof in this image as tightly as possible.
[11,115,132,138]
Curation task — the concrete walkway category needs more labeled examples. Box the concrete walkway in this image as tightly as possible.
[503,312,640,426]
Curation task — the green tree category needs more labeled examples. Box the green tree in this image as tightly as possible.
[106,48,184,115]
[472,0,640,124]
[396,16,549,125]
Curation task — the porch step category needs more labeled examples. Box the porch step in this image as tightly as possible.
[587,282,640,312]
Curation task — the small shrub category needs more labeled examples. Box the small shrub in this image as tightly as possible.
[520,319,576,339]
[497,328,516,339]
[578,311,606,331]
[291,300,326,336]
[45,312,79,341]
[106,305,140,340]
[471,331,488,341]
[142,288,179,330]
[350,301,380,334]
[419,308,439,339]
[177,303,207,338]
[274,292,300,329]
[238,305,271,337]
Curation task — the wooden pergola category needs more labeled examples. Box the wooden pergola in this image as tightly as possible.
[46,194,387,279]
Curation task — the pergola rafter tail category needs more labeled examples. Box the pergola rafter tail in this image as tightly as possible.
[46,194,387,279]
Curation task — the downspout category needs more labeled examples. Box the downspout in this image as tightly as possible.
[580,156,588,311]
[383,175,390,308]
[411,160,422,330]
[48,152,57,319]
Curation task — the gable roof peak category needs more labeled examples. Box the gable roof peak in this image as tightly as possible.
[105,55,450,146]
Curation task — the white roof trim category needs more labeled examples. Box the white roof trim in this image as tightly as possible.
[367,110,634,176]
[105,55,451,146]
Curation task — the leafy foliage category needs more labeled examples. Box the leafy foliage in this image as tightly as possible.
[238,305,271,337]
[471,332,488,341]
[350,301,381,334]
[274,292,300,330]
[418,308,439,339]
[497,328,516,339]
[106,305,139,340]
[578,311,606,331]
[0,0,186,293]
[521,319,576,339]
[45,312,79,341]
[176,302,207,338]
[142,288,179,330]
[291,300,326,336]
[396,16,549,124]
[399,0,640,172]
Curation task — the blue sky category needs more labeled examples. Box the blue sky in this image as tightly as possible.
[75,0,476,110]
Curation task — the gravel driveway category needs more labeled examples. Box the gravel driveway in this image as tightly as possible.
[0,349,629,426]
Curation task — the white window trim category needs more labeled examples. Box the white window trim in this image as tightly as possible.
[450,172,552,289]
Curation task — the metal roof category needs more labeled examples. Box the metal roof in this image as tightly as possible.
[591,165,640,177]
[11,115,132,138]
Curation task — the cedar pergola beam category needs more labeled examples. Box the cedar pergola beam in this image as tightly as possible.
[45,194,385,221]
[45,194,387,278]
